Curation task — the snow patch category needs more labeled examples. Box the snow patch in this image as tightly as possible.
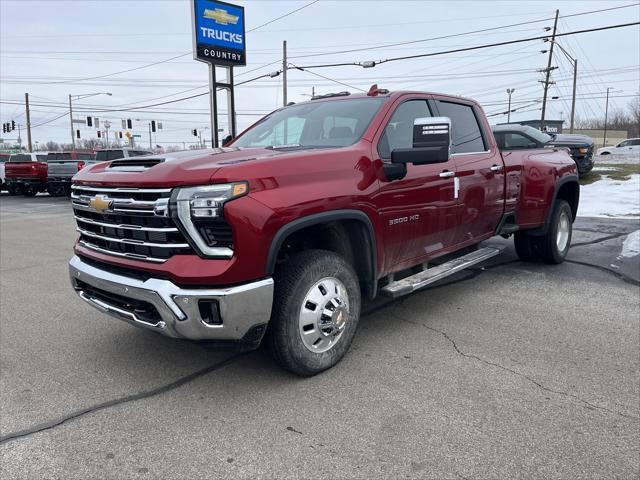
[621,230,640,258]
[577,174,640,219]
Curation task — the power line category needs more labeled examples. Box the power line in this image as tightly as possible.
[246,0,319,33]
[287,3,639,61]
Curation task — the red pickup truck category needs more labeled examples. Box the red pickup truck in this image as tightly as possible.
[5,152,50,196]
[69,87,579,375]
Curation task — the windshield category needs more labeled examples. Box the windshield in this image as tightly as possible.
[96,150,124,161]
[232,98,385,149]
[522,125,552,143]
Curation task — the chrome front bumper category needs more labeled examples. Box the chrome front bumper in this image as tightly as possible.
[69,255,274,342]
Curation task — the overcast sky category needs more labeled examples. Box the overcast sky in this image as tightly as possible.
[1,0,638,148]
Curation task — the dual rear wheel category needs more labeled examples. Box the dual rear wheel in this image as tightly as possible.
[514,199,573,264]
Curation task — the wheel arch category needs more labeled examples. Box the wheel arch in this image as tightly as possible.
[266,210,378,299]
[529,174,580,235]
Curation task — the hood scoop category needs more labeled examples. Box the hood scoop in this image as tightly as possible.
[108,158,165,172]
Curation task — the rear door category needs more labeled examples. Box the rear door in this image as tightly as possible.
[372,96,460,274]
[433,98,505,244]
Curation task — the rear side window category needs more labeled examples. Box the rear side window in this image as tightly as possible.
[77,153,94,160]
[629,139,640,146]
[378,100,431,159]
[435,101,486,154]
[36,155,49,161]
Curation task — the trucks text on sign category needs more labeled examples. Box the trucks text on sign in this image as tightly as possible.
[192,0,246,66]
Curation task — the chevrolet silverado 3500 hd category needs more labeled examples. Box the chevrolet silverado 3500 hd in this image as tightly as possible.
[68,87,579,376]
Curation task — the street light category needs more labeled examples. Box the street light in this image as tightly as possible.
[68,92,112,148]
[506,88,515,123]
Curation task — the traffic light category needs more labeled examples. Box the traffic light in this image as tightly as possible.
[11,120,16,131]
[97,131,102,138]
[86,116,93,127]
[192,129,198,137]
[151,120,156,133]
[2,123,5,133]
[118,131,123,139]
[126,119,132,129]
[76,129,81,139]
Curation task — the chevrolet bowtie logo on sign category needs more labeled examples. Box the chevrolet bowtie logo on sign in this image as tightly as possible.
[192,0,246,67]
[89,194,113,213]
[203,8,239,25]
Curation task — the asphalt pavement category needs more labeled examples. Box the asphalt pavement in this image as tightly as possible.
[1,193,638,479]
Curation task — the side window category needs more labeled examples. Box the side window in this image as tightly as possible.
[435,101,486,154]
[630,139,640,146]
[378,100,431,159]
[503,133,535,150]
[618,140,629,147]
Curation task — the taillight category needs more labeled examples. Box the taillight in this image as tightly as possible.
[77,161,85,170]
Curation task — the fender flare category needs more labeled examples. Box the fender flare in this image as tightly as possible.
[266,209,378,298]
[530,174,580,235]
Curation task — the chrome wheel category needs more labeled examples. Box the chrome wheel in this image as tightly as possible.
[556,210,571,252]
[298,277,349,353]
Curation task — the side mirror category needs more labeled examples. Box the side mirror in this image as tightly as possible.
[391,117,451,165]
[221,135,234,147]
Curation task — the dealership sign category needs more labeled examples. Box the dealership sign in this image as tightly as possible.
[192,0,246,66]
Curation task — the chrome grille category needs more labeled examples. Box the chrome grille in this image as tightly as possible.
[72,185,193,263]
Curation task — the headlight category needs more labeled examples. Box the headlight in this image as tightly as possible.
[173,182,248,257]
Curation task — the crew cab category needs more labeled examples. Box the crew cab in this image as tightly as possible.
[46,151,96,196]
[68,87,579,376]
[492,124,594,176]
[5,152,50,196]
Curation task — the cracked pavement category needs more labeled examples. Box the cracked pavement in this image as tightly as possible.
[1,194,638,479]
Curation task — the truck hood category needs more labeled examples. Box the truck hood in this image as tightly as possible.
[73,147,315,188]
[547,134,593,147]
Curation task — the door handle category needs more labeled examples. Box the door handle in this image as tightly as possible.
[439,171,455,178]
[490,164,503,172]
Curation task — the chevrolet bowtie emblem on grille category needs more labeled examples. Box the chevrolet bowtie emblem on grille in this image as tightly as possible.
[203,8,239,25]
[89,194,113,213]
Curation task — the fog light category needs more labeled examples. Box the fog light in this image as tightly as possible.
[198,300,222,325]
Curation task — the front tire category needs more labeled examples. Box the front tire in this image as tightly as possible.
[268,250,361,376]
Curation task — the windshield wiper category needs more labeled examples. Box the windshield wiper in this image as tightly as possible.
[265,144,302,150]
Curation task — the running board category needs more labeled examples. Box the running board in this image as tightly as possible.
[380,247,502,298]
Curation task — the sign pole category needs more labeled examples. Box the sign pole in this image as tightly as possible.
[210,64,219,148]
[227,66,237,137]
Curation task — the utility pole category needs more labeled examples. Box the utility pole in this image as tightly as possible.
[603,87,612,148]
[69,94,75,149]
[198,130,203,149]
[104,120,111,147]
[506,88,515,123]
[148,123,153,149]
[540,9,559,131]
[282,40,288,107]
[25,93,33,152]
[570,58,577,133]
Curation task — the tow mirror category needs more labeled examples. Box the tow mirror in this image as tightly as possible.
[391,117,451,165]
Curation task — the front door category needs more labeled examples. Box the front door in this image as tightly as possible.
[372,97,460,275]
